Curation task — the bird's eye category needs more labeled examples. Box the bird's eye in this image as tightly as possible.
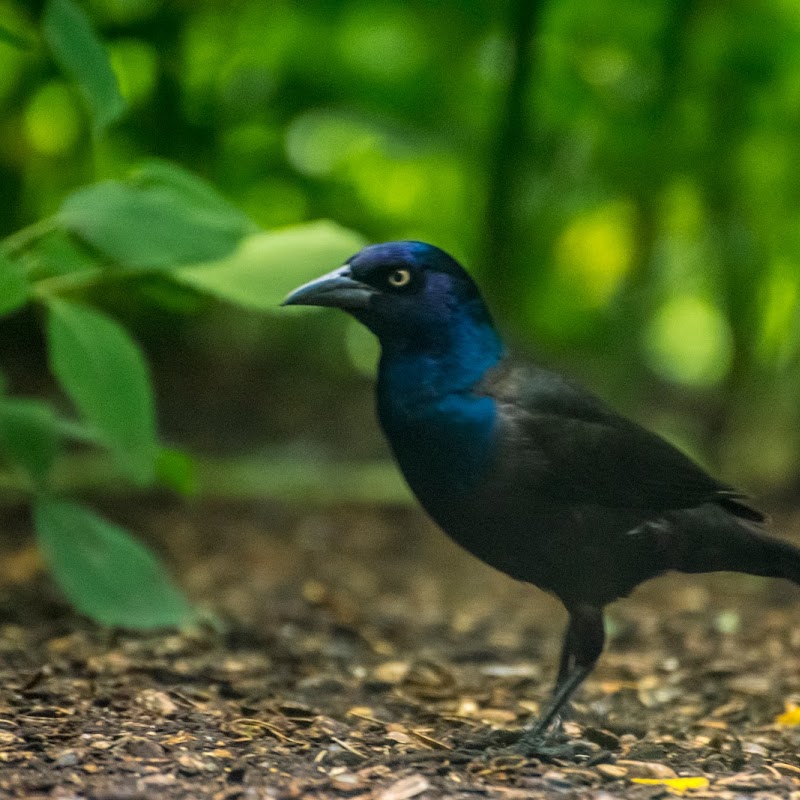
[387,268,412,288]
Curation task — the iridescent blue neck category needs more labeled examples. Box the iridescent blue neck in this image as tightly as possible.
[376,315,503,495]
[377,311,503,405]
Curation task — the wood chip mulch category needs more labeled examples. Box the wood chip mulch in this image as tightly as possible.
[1,501,800,798]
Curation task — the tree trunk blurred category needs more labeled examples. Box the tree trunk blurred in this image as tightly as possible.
[481,0,543,309]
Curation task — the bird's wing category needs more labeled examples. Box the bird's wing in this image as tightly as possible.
[478,361,764,520]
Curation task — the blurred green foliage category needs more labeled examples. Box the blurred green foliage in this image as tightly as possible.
[2,0,800,493]
[0,0,365,627]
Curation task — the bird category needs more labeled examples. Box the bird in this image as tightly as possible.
[282,240,800,755]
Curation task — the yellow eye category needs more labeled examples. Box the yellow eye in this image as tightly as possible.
[387,268,412,288]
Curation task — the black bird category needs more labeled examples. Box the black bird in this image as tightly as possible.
[283,241,800,753]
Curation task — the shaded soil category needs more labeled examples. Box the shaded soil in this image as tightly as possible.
[2,500,800,798]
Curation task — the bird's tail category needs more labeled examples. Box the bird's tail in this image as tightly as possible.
[676,506,800,586]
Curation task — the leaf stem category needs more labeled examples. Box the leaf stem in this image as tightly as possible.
[32,268,105,298]
[1,218,58,259]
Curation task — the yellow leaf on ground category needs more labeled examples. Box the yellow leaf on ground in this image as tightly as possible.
[630,777,710,793]
[776,704,800,726]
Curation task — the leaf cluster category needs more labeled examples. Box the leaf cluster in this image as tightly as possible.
[0,0,364,629]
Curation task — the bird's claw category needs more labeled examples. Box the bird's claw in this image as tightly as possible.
[464,725,577,761]
[493,730,574,760]
[461,727,522,753]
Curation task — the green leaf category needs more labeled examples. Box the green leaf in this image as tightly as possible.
[34,497,196,629]
[0,24,32,50]
[46,299,157,484]
[27,228,98,282]
[155,447,197,496]
[52,416,103,446]
[42,0,125,134]
[133,160,254,230]
[0,399,59,486]
[174,221,366,311]
[0,255,29,316]
[58,168,254,270]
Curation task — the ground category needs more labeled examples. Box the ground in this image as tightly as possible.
[1,500,800,799]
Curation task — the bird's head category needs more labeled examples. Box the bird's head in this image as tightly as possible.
[282,241,498,352]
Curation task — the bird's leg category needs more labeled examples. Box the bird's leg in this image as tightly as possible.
[509,604,605,755]
[459,624,582,754]
[554,614,578,688]
[523,663,591,739]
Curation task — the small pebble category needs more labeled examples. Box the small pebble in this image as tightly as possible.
[137,689,178,717]
[119,736,166,760]
[596,764,628,780]
[742,742,769,757]
[330,772,363,790]
[177,753,217,774]
[54,750,80,767]
[617,760,678,779]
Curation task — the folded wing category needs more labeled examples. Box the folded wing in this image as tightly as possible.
[480,360,765,522]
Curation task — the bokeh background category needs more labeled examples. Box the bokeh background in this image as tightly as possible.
[5,9,800,792]
[3,0,800,501]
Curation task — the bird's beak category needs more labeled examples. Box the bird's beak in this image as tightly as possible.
[281,265,375,309]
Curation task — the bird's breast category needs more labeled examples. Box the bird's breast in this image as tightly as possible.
[377,389,497,498]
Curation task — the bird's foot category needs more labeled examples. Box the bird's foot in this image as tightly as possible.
[463,722,582,761]
[491,727,576,760]
[460,727,521,757]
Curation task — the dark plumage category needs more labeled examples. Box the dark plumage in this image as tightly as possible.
[283,241,800,754]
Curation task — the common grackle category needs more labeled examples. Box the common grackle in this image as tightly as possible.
[283,241,800,754]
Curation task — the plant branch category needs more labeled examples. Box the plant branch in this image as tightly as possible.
[1,218,57,259]
[31,267,105,297]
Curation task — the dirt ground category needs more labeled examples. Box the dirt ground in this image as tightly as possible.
[2,500,800,799]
